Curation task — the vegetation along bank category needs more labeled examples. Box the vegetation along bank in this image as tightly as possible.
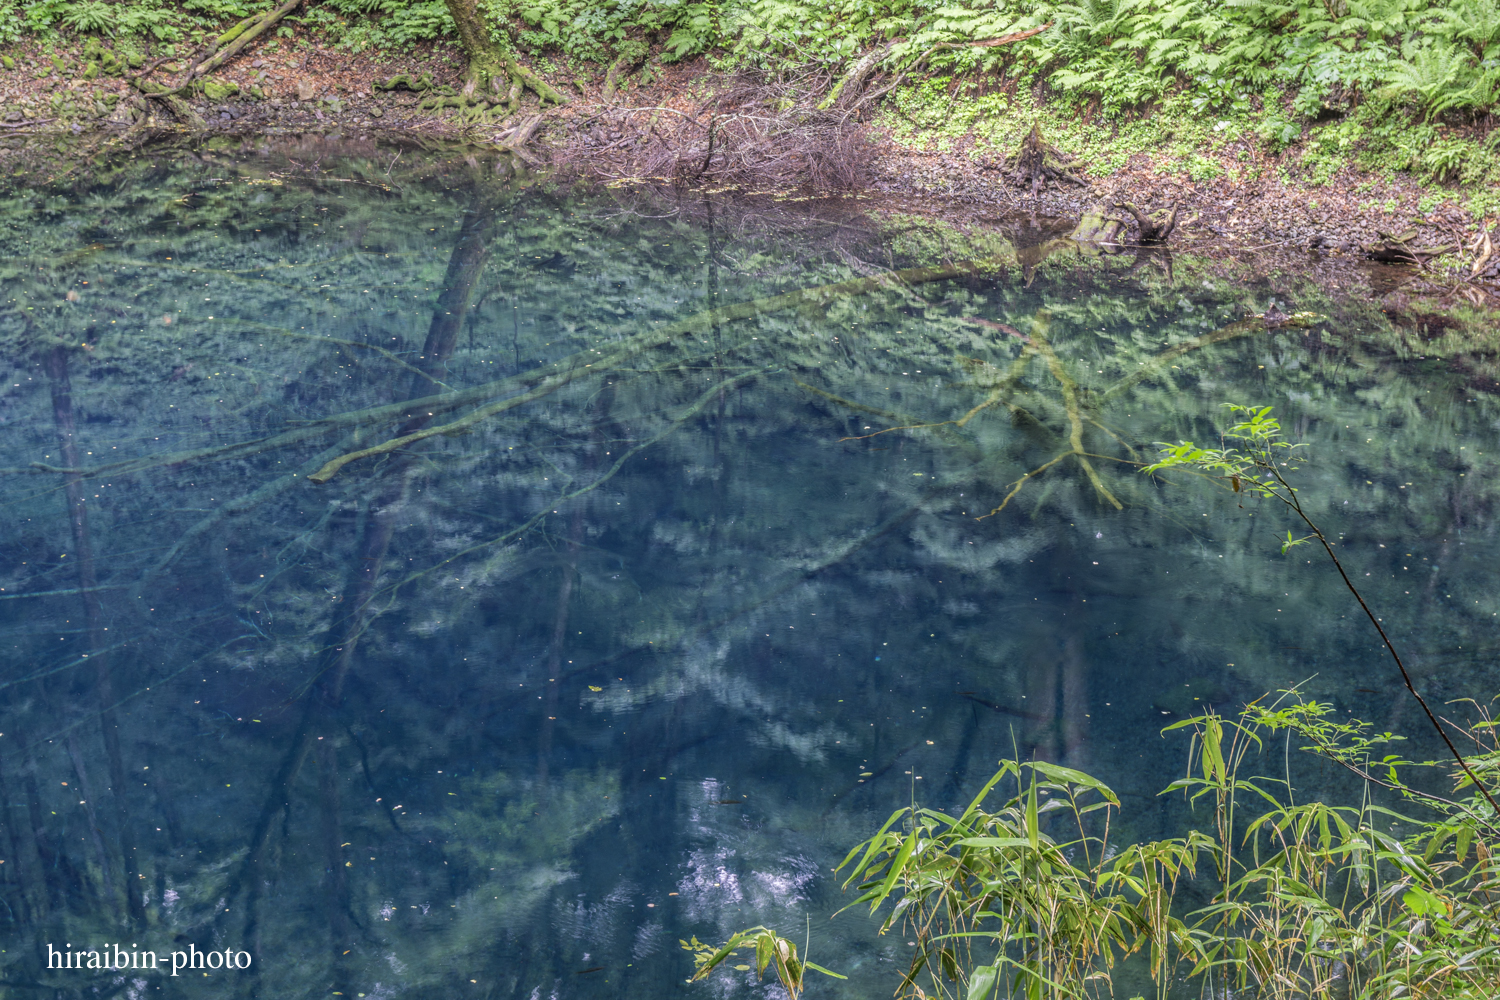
[1,0,1500,289]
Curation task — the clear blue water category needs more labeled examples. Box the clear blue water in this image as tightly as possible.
[1,136,1497,998]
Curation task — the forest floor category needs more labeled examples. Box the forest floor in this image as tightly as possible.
[1,30,1498,302]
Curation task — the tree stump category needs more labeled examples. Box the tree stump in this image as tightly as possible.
[1011,125,1087,197]
[1116,202,1181,244]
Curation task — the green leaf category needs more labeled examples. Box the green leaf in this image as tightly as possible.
[954,762,1020,827]
[804,961,847,979]
[838,806,907,879]
[872,830,920,913]
[1029,761,1121,805]
[956,836,1033,849]
[968,963,1000,1000]
[1026,769,1039,851]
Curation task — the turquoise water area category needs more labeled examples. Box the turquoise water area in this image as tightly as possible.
[1,136,1497,998]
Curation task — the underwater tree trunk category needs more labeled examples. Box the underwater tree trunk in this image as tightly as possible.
[0,733,50,921]
[46,346,146,926]
[317,741,352,994]
[441,0,566,110]
[225,199,500,955]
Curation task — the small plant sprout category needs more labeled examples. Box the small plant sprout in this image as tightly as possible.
[681,925,845,998]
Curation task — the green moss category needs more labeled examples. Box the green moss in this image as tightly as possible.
[202,79,239,101]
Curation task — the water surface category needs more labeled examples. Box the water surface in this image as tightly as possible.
[2,135,1498,998]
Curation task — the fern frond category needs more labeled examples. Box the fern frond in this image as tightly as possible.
[1436,0,1500,49]
[1379,41,1477,118]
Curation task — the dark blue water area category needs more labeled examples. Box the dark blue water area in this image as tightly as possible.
[1,135,1498,998]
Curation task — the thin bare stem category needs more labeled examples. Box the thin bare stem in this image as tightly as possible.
[1263,464,1500,819]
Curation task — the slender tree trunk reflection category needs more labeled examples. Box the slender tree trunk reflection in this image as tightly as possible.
[540,380,614,796]
[1023,634,1090,767]
[225,197,498,983]
[317,739,352,993]
[0,730,50,921]
[45,345,144,925]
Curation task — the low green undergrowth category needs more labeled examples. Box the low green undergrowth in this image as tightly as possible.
[6,0,1499,107]
[1,0,1497,194]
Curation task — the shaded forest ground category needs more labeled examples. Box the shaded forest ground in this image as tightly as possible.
[1,24,1498,303]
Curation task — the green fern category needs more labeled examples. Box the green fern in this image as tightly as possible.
[1380,40,1477,117]
[1420,136,1475,182]
[59,0,114,33]
[1436,0,1500,50]
[1054,0,1134,41]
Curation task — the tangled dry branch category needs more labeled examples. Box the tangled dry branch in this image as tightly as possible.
[553,71,879,190]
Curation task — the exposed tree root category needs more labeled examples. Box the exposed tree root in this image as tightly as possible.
[132,81,204,126]
[1116,201,1183,244]
[499,113,546,164]
[1367,227,1456,268]
[455,55,567,114]
[602,40,648,102]
[1010,124,1088,197]
[375,73,433,93]
[1068,205,1127,245]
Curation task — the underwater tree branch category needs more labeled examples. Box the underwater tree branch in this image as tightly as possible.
[357,368,768,603]
[1032,322,1122,510]
[978,451,1071,519]
[309,252,1019,482]
[1102,317,1268,401]
[835,345,1039,443]
[18,253,1012,486]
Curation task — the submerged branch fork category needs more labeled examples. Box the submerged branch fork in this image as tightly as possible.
[1031,326,1122,511]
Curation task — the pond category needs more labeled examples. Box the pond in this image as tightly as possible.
[1,135,1497,999]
